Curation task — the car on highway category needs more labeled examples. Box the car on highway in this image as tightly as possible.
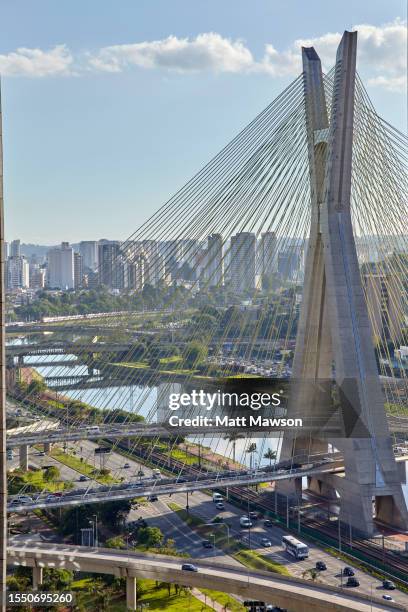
[342,566,354,576]
[315,561,327,571]
[248,511,258,520]
[383,580,396,590]
[215,502,225,510]
[148,495,158,502]
[261,537,272,547]
[79,475,89,482]
[346,577,360,587]
[240,516,253,528]
[212,493,223,502]
[37,451,46,457]
[86,425,100,433]
[264,519,273,527]
[202,540,213,549]
[123,463,130,469]
[45,493,62,502]
[382,595,394,602]
[10,495,33,506]
[176,477,187,483]
[181,563,198,572]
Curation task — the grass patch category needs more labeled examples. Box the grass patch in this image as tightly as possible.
[138,580,212,611]
[201,589,246,611]
[50,448,118,485]
[385,402,408,417]
[46,399,66,410]
[234,549,290,576]
[167,502,205,529]
[170,448,199,465]
[110,361,148,369]
[8,468,71,495]
[159,355,183,365]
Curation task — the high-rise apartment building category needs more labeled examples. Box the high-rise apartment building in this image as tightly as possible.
[260,232,277,287]
[29,265,46,290]
[161,240,182,280]
[278,250,300,281]
[98,241,124,290]
[79,241,99,272]
[205,234,223,287]
[47,242,74,289]
[230,232,256,292]
[364,272,403,342]
[6,256,29,289]
[74,252,84,289]
[10,239,21,257]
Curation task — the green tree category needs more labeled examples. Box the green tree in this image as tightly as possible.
[182,340,208,368]
[223,432,244,464]
[246,442,257,470]
[105,536,126,549]
[41,568,73,591]
[43,466,60,482]
[137,526,164,547]
[27,378,46,397]
[263,448,277,467]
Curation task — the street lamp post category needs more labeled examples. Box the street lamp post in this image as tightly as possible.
[94,514,98,547]
[210,533,216,556]
[201,522,230,548]
[338,518,342,554]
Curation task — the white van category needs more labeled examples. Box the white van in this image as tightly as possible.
[152,468,161,479]
[240,516,253,528]
[87,425,100,433]
[212,492,223,502]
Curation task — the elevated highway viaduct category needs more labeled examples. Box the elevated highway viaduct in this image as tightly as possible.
[8,543,404,612]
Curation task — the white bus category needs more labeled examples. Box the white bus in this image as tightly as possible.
[282,535,309,559]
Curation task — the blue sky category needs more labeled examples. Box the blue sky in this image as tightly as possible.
[1,0,406,243]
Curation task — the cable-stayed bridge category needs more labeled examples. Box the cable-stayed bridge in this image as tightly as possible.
[5,30,408,550]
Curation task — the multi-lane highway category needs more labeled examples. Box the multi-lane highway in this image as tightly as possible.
[8,457,342,512]
[13,440,408,607]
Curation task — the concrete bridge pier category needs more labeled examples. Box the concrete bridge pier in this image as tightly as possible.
[32,567,43,590]
[19,445,28,471]
[126,576,137,610]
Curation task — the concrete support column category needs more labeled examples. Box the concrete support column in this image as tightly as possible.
[19,445,28,471]
[43,442,51,453]
[32,567,43,590]
[126,576,137,611]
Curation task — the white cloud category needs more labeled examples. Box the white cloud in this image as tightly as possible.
[260,20,407,91]
[0,45,73,77]
[0,21,405,91]
[88,33,254,74]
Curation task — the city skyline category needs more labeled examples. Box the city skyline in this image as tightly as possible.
[1,0,406,243]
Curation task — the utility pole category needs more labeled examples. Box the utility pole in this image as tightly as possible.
[0,83,7,612]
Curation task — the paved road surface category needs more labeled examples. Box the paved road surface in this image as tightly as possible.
[15,440,408,608]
